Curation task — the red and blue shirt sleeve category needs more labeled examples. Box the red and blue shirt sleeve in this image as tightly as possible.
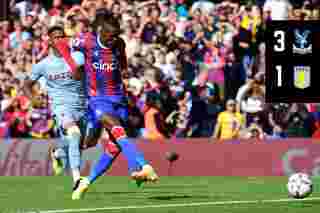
[69,33,89,51]
[54,33,91,74]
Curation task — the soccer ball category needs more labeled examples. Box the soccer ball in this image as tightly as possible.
[287,173,313,199]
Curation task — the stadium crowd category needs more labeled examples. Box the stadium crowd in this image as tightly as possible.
[0,0,320,140]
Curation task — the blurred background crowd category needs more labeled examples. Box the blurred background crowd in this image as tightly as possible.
[1,0,320,140]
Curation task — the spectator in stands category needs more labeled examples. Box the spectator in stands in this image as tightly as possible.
[29,94,55,138]
[263,0,293,20]
[267,125,287,139]
[142,90,167,140]
[213,99,244,140]
[9,19,32,49]
[237,79,265,127]
[2,96,31,137]
[242,123,265,139]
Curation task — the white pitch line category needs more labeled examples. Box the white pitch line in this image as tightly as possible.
[38,197,320,213]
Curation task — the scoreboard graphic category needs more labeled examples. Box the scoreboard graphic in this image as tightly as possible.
[265,21,320,103]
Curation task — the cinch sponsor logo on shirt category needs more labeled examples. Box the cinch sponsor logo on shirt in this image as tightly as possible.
[92,62,118,72]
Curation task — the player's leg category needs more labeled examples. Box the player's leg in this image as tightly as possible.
[78,110,119,185]
[81,128,144,186]
[72,101,156,200]
[101,113,158,182]
[49,141,69,176]
[73,133,121,199]
[64,122,82,184]
[87,130,121,183]
[101,97,158,181]
[49,116,69,176]
[56,110,83,184]
[72,133,121,200]
[72,113,120,200]
[102,115,144,170]
[65,121,88,201]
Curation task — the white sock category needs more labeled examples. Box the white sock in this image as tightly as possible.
[72,169,81,183]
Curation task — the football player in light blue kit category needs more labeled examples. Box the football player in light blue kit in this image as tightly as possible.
[24,26,86,197]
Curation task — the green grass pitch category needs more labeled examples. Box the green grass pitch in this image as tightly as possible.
[1,176,320,213]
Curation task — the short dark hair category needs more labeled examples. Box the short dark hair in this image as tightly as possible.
[92,12,121,36]
[48,25,64,35]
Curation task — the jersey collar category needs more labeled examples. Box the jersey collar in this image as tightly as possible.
[97,34,108,49]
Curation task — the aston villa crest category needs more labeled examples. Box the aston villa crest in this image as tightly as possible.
[293,29,312,54]
[294,66,311,89]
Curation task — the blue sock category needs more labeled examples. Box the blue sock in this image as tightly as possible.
[116,138,147,173]
[88,153,113,183]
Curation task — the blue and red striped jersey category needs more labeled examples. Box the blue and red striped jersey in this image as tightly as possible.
[70,32,127,97]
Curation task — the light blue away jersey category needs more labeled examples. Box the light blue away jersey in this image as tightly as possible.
[30,52,86,113]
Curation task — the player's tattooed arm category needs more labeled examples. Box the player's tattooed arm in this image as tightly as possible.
[118,38,129,79]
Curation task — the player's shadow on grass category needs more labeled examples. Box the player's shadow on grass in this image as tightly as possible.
[148,185,208,189]
[148,195,210,201]
[93,191,142,195]
[89,191,145,200]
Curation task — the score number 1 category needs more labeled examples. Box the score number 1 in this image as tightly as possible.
[274,30,285,52]
[276,65,282,87]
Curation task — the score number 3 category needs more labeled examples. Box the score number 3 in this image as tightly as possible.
[274,30,285,52]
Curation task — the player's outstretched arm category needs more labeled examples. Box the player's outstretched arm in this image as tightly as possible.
[54,38,83,80]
